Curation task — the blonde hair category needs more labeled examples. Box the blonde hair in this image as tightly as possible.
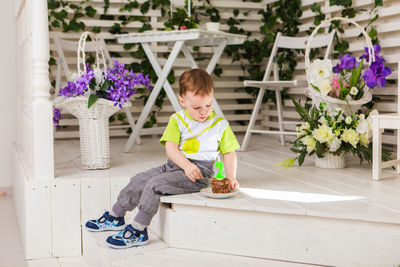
[179,69,214,96]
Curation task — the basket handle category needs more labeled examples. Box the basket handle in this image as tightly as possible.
[77,32,107,76]
[305,17,375,70]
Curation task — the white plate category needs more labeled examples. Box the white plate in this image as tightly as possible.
[200,187,238,199]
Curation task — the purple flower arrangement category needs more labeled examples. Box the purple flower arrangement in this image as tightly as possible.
[330,44,391,100]
[53,59,152,129]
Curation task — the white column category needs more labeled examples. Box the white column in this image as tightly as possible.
[31,0,54,180]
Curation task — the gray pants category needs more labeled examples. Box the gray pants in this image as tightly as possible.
[112,159,214,226]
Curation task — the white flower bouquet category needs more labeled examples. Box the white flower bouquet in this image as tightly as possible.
[277,99,391,168]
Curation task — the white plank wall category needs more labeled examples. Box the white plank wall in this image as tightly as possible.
[51,179,81,257]
[50,0,400,148]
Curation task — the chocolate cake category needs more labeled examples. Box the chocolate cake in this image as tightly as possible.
[211,178,231,193]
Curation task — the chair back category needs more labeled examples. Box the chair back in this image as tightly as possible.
[262,31,335,82]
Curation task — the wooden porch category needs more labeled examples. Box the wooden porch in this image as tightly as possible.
[53,134,400,266]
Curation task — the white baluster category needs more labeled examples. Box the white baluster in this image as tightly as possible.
[31,0,54,180]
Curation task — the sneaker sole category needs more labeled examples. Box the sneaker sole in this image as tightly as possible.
[85,224,126,232]
[107,239,150,249]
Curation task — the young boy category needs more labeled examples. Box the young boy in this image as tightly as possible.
[85,68,240,249]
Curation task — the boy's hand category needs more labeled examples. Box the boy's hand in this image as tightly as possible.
[229,178,240,190]
[184,163,204,182]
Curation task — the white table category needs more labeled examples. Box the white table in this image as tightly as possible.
[117,29,246,152]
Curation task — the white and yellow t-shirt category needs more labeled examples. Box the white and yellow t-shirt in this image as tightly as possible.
[160,109,240,161]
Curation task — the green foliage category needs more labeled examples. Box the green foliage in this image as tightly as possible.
[164,8,198,30]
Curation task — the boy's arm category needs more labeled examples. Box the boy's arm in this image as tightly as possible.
[222,151,239,189]
[165,141,203,181]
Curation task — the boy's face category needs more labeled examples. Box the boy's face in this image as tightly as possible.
[178,91,213,122]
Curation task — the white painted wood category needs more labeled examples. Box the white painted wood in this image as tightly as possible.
[167,204,400,266]
[141,42,182,112]
[83,218,305,267]
[81,178,111,225]
[24,180,52,259]
[123,40,184,152]
[52,179,81,257]
[31,0,54,181]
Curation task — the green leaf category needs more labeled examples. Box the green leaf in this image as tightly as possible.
[100,80,111,92]
[92,26,101,33]
[275,158,296,169]
[310,83,320,92]
[140,1,150,14]
[298,152,306,166]
[374,0,383,7]
[85,6,97,17]
[48,57,57,66]
[88,94,99,109]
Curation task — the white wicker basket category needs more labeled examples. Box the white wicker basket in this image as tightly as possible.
[54,32,130,169]
[305,17,375,115]
[315,153,345,169]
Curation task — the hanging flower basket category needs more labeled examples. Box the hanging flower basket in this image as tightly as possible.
[305,17,377,115]
[53,32,151,169]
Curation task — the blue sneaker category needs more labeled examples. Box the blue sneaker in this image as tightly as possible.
[85,211,125,232]
[106,224,149,249]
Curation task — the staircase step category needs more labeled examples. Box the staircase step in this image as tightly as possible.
[83,229,308,267]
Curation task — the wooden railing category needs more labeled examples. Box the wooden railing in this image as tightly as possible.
[17,0,54,180]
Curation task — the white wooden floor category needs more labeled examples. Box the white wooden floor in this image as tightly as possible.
[55,134,400,226]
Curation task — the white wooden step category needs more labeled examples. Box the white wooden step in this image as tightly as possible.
[26,257,92,267]
[83,229,307,267]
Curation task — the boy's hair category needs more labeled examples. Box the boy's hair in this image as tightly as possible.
[179,68,214,96]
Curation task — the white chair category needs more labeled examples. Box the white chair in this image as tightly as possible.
[372,62,400,180]
[52,33,141,144]
[241,31,335,151]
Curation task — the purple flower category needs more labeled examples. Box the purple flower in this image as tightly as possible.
[359,44,385,63]
[54,59,152,128]
[332,54,356,73]
[339,54,356,69]
[363,61,392,88]
[53,108,62,129]
[333,64,343,73]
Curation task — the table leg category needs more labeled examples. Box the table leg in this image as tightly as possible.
[124,40,184,152]
[181,43,225,118]
[141,43,182,112]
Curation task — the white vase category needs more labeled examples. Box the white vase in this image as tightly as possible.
[315,153,346,169]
